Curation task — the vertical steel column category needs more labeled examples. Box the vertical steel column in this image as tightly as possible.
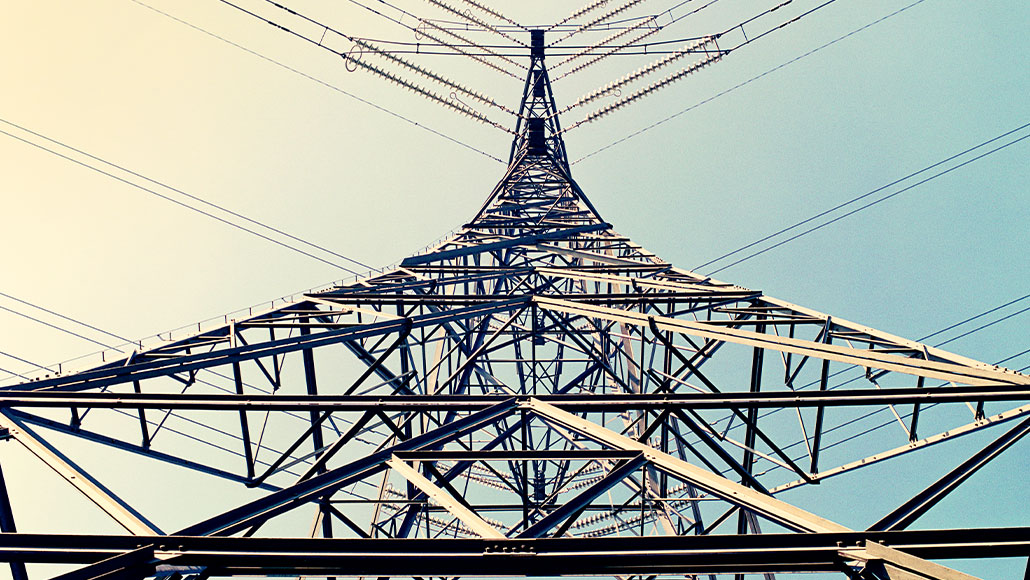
[131,380,150,448]
[0,461,28,580]
[231,362,255,481]
[738,316,766,537]
[299,325,332,541]
[910,376,925,441]
[810,336,832,474]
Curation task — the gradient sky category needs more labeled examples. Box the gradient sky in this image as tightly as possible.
[0,0,1027,578]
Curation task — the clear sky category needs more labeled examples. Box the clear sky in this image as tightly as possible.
[0,0,1027,578]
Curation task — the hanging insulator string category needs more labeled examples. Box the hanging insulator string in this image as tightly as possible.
[549,0,651,47]
[424,0,529,47]
[565,50,723,129]
[547,0,612,33]
[566,36,717,111]
[457,0,529,33]
[552,17,664,81]
[417,18,527,76]
[351,38,516,115]
[262,0,509,107]
[340,52,516,134]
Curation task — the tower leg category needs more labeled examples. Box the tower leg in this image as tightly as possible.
[0,460,29,580]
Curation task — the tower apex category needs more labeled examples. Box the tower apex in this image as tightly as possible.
[509,30,569,170]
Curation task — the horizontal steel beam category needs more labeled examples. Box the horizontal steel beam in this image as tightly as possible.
[0,411,162,536]
[1,385,1025,411]
[0,528,1025,576]
[535,296,1030,387]
[5,299,527,393]
[284,291,759,306]
[393,449,640,461]
[386,455,505,539]
[175,399,517,536]
[848,541,982,580]
[525,398,849,534]
[400,223,612,266]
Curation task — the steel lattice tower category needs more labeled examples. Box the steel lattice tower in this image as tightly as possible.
[0,30,1028,580]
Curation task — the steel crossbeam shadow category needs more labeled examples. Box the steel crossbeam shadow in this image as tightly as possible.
[0,529,1026,576]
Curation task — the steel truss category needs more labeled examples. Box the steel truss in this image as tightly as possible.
[0,29,1027,580]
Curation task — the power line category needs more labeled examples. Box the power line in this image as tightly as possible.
[130,0,505,164]
[325,0,528,75]
[548,0,613,33]
[0,296,275,396]
[714,297,1030,472]
[934,305,1030,349]
[0,124,365,275]
[0,304,120,351]
[0,118,373,273]
[704,130,1030,275]
[564,43,723,127]
[549,0,652,47]
[411,2,719,35]
[551,15,665,81]
[697,292,1030,441]
[415,17,526,78]
[0,365,29,381]
[0,294,325,427]
[423,0,528,48]
[324,31,717,52]
[550,0,784,82]
[0,351,56,374]
[0,292,129,345]
[791,341,1030,466]
[261,1,514,113]
[456,0,529,33]
[218,0,512,131]
[660,0,726,28]
[294,46,727,57]
[694,121,1030,272]
[572,0,929,163]
[561,0,841,131]
[919,294,1030,344]
[754,292,1030,401]
[0,303,387,486]
[344,0,422,28]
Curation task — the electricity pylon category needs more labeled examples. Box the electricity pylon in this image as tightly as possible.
[0,30,1028,580]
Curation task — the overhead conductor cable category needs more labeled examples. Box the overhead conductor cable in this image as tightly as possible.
[565,0,843,133]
